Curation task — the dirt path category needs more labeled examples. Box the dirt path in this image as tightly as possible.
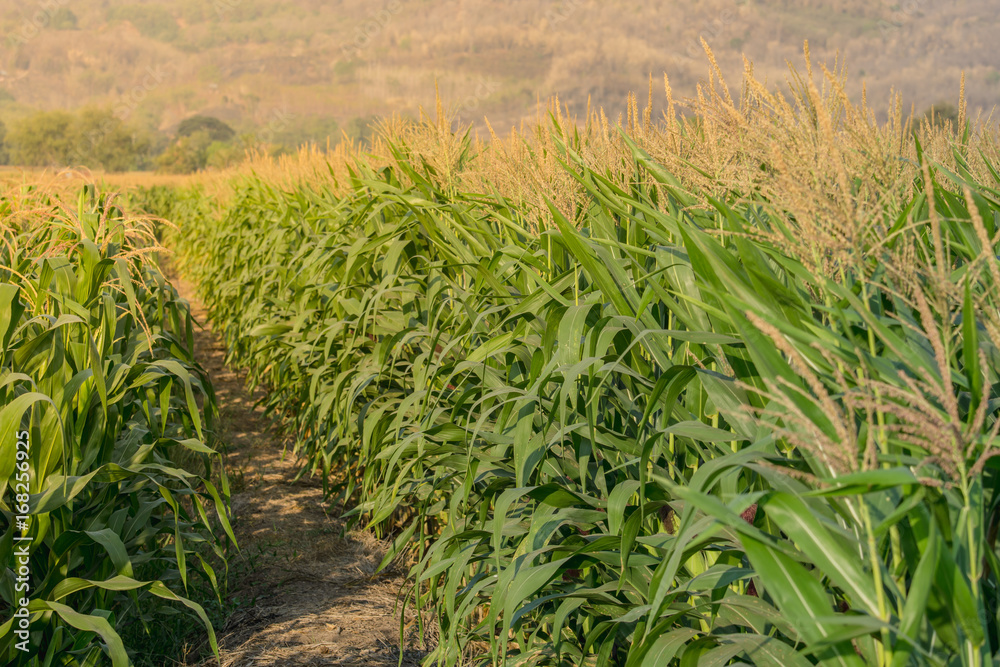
[175,276,428,667]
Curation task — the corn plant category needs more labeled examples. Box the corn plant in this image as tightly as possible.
[1,186,233,666]
[154,112,1000,666]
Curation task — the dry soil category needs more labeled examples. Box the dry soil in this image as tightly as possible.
[175,276,430,667]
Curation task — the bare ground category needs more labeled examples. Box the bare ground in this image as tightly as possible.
[175,276,430,667]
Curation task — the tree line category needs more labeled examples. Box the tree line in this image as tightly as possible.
[0,108,151,172]
[0,107,369,173]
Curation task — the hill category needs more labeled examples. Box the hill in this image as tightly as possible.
[0,0,997,142]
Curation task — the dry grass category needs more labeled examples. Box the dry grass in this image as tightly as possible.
[0,166,203,191]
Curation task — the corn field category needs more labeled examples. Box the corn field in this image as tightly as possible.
[7,57,1000,666]
[0,186,232,665]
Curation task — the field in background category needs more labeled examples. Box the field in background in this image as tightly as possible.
[0,0,998,139]
[0,167,203,189]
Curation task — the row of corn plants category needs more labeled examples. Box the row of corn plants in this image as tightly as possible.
[1,185,234,665]
[149,117,1000,666]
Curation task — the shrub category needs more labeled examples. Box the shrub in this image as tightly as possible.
[176,116,236,144]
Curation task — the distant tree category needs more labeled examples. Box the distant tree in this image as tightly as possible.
[205,141,246,170]
[6,108,149,171]
[70,107,150,171]
[7,110,75,166]
[271,115,340,149]
[0,120,8,165]
[922,102,960,129]
[334,59,360,84]
[107,5,179,42]
[51,9,79,30]
[156,130,213,173]
[344,115,377,145]
[177,115,236,143]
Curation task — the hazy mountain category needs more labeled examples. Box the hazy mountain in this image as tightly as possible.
[0,0,996,138]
